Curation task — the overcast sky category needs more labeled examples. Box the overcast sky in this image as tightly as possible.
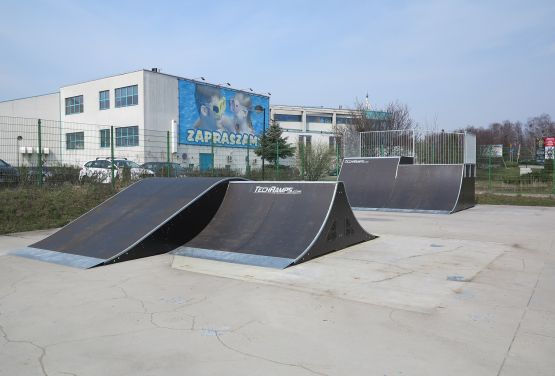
[1,0,554,130]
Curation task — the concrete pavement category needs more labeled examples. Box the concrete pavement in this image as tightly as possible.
[0,205,553,375]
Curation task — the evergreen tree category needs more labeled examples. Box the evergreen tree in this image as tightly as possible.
[255,120,294,164]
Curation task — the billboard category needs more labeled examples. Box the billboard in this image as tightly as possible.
[545,137,555,160]
[480,144,503,157]
[178,80,269,148]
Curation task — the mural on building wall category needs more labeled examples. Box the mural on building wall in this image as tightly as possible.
[178,80,269,148]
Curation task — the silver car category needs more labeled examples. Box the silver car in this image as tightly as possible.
[79,158,154,183]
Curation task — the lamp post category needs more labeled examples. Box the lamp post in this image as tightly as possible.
[16,136,22,168]
[255,105,266,180]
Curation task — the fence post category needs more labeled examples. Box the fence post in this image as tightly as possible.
[488,147,492,192]
[110,126,115,191]
[166,130,171,177]
[246,137,250,178]
[275,141,279,180]
[552,157,555,195]
[37,119,42,187]
[300,143,305,180]
[336,141,340,178]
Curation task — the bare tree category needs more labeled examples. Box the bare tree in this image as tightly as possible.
[333,99,415,157]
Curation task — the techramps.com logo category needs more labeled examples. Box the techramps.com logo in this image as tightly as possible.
[344,159,369,164]
[253,186,302,195]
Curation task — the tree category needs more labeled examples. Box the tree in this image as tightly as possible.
[297,142,333,181]
[334,99,415,157]
[255,119,295,164]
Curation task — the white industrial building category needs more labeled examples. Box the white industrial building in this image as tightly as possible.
[0,69,378,172]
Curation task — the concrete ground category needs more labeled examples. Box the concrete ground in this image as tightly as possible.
[0,205,553,376]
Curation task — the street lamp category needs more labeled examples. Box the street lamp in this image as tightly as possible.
[255,105,266,180]
[16,136,22,168]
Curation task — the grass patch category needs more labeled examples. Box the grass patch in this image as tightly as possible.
[477,193,555,207]
[0,184,115,235]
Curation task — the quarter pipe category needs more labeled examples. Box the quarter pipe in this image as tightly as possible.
[339,157,475,213]
[11,177,241,268]
[172,181,374,268]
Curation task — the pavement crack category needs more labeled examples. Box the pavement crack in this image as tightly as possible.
[372,270,415,283]
[496,261,546,376]
[215,332,329,376]
[0,323,48,376]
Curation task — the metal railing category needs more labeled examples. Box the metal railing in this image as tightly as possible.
[359,129,468,164]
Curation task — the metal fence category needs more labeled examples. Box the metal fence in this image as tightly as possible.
[0,116,343,190]
[359,129,469,164]
[476,145,555,195]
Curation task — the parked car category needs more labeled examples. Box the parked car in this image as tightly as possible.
[141,162,186,177]
[79,158,155,183]
[0,159,19,184]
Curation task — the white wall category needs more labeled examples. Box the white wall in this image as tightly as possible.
[0,93,60,120]
[58,71,146,166]
[0,94,61,166]
[143,71,179,163]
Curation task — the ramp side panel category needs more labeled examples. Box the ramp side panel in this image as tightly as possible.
[102,179,233,265]
[295,182,374,265]
[339,157,400,208]
[185,182,337,260]
[388,165,464,212]
[454,177,475,213]
[31,177,231,260]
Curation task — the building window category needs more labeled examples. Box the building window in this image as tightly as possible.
[336,117,353,125]
[298,135,312,147]
[275,114,302,122]
[65,95,84,115]
[66,132,84,149]
[115,126,139,147]
[100,129,110,148]
[115,85,138,108]
[99,90,110,110]
[307,115,332,124]
[329,136,343,155]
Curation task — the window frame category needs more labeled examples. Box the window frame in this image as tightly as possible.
[306,115,332,124]
[115,85,139,108]
[100,129,110,148]
[66,132,84,150]
[115,126,139,147]
[274,114,302,122]
[65,95,84,115]
[99,90,110,110]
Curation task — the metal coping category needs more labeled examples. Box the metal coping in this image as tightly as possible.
[292,182,339,265]
[171,247,294,269]
[10,247,104,269]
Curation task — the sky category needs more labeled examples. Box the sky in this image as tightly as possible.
[0,0,554,130]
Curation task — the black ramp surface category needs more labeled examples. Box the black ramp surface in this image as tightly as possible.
[339,157,475,213]
[173,181,374,268]
[389,165,464,212]
[338,157,400,208]
[12,177,239,268]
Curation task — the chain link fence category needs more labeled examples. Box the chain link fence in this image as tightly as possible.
[0,116,343,191]
[476,145,555,195]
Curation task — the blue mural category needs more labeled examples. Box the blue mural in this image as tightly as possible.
[178,80,269,148]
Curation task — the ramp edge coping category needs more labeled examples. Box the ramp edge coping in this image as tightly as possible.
[10,247,104,269]
[292,181,339,265]
[171,246,294,269]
